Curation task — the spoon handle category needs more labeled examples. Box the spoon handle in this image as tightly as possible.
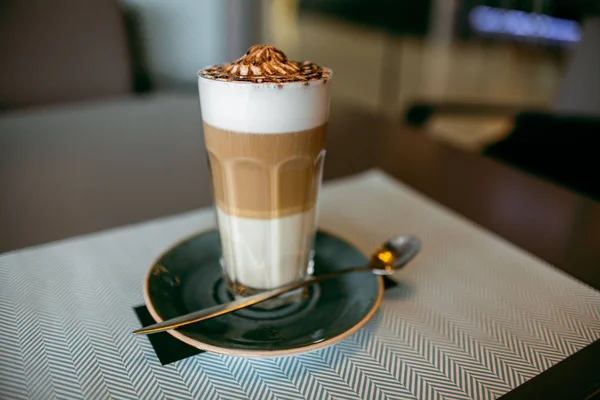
[134,265,371,335]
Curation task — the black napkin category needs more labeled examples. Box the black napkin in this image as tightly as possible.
[134,276,399,365]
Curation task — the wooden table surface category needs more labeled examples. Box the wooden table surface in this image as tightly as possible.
[1,96,599,398]
[327,103,600,291]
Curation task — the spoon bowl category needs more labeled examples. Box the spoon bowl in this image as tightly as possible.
[370,235,421,275]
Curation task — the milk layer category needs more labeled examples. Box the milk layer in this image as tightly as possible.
[216,207,317,289]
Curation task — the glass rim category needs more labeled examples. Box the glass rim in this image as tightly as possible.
[197,65,333,86]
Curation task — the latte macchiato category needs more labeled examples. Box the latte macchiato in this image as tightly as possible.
[198,45,332,295]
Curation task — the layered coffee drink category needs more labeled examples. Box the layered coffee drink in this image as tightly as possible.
[198,45,332,297]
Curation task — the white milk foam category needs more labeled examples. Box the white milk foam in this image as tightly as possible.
[198,76,331,133]
[199,76,331,289]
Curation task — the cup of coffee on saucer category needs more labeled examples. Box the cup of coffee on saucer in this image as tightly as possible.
[199,44,331,307]
[142,45,385,357]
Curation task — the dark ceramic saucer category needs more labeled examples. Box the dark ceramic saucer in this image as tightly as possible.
[144,229,384,357]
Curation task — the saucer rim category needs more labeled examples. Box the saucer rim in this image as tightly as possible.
[143,227,384,358]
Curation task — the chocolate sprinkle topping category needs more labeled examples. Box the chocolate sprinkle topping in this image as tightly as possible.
[200,44,330,83]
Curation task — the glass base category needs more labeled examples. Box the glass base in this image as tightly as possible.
[221,255,315,310]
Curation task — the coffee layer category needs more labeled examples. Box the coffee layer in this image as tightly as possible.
[204,123,327,219]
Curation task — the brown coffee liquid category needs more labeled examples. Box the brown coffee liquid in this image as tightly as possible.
[204,123,327,219]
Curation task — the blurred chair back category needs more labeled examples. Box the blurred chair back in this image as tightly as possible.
[485,15,600,201]
[554,16,600,117]
[0,0,133,111]
[484,112,600,201]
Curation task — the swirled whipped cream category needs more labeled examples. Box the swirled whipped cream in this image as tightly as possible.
[200,44,330,83]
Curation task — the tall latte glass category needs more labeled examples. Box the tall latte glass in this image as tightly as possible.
[198,45,332,306]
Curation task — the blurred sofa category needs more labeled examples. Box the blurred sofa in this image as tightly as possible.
[0,0,133,110]
[0,0,259,251]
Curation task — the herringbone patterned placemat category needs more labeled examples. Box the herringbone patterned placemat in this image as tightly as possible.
[1,170,599,400]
